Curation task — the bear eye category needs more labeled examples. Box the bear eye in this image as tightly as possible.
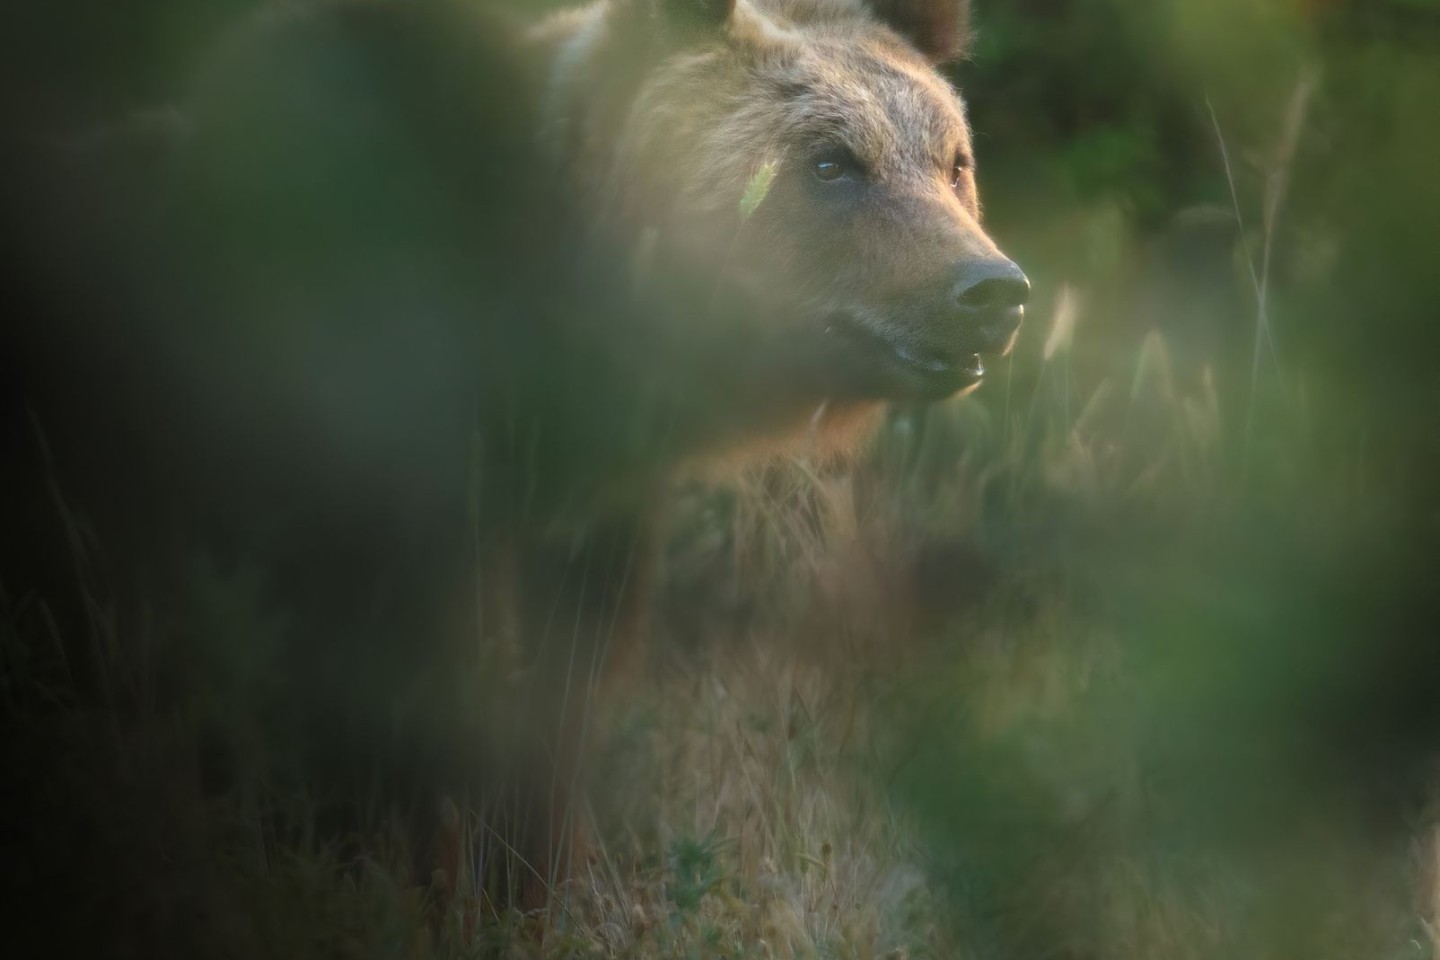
[812,148,859,183]
[949,154,972,190]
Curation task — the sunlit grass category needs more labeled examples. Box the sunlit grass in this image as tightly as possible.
[3,292,1430,956]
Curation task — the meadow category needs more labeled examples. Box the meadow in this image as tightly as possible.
[2,1,1438,957]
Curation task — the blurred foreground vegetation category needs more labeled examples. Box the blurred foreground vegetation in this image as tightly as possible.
[2,0,1438,958]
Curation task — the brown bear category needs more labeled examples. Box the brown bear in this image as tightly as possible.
[532,0,1029,452]
[0,0,1025,915]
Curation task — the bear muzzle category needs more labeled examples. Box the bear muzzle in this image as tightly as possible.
[886,256,1029,398]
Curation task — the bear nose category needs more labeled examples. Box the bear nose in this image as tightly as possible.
[954,258,1030,311]
[952,258,1029,353]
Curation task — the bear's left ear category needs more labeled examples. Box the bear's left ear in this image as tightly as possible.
[866,0,973,63]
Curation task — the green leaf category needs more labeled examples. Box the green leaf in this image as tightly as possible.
[739,160,779,220]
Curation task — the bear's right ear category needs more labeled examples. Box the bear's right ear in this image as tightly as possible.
[656,0,797,54]
[866,0,973,63]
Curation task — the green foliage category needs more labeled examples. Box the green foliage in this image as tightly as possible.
[667,830,728,915]
[3,1,1436,958]
[739,161,780,221]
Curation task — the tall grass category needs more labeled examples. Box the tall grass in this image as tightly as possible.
[7,266,1426,958]
[4,39,1435,960]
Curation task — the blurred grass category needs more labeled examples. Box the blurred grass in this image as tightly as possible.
[2,0,1439,957]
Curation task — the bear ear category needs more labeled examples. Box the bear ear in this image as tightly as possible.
[866,0,973,63]
[656,0,797,54]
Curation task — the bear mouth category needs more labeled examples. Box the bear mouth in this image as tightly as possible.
[828,313,989,401]
[891,342,987,397]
